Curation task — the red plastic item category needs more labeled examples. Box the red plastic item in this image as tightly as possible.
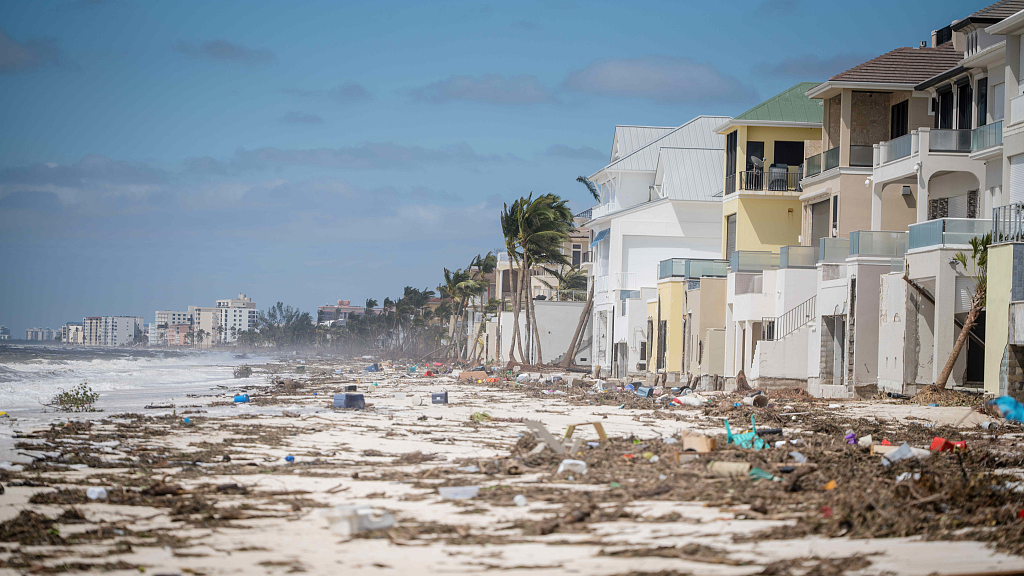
[1019,509,1024,519]
[425,371,433,377]
[881,439,891,446]
[930,437,951,451]
[819,505,833,518]
[950,440,966,450]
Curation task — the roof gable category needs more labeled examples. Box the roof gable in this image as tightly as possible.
[734,82,822,123]
[594,116,729,176]
[610,126,675,162]
[654,147,724,202]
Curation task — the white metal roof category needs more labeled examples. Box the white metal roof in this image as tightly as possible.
[654,147,724,202]
[593,116,730,177]
[610,125,676,162]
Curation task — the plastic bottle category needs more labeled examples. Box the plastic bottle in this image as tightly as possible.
[86,487,108,500]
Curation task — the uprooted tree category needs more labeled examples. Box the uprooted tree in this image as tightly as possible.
[934,232,991,389]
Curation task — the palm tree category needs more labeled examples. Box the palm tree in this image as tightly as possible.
[935,233,991,389]
[501,193,574,364]
[576,176,601,202]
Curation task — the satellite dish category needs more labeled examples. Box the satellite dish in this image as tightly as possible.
[750,156,764,168]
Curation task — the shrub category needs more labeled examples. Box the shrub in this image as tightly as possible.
[51,383,99,412]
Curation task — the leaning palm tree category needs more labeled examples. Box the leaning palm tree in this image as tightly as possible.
[501,193,574,364]
[935,233,991,389]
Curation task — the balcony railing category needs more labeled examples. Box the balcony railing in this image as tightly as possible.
[823,147,840,172]
[761,295,816,342]
[596,275,609,293]
[780,245,819,269]
[972,121,1003,152]
[993,202,1024,244]
[804,153,821,177]
[818,238,850,263]
[729,251,780,273]
[615,272,637,291]
[1012,95,1024,126]
[849,230,908,258]
[531,288,587,302]
[658,258,729,280]
[850,145,874,167]
[929,129,972,153]
[876,133,914,165]
[575,207,592,220]
[724,168,802,195]
[908,218,992,250]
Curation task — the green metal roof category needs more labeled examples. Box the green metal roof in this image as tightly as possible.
[733,82,822,124]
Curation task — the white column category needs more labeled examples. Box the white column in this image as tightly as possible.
[871,182,884,230]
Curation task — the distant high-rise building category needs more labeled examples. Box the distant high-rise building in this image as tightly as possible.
[188,306,218,349]
[0,325,9,340]
[216,294,257,343]
[149,310,192,346]
[62,322,83,344]
[25,328,55,341]
[82,316,144,347]
[166,323,191,346]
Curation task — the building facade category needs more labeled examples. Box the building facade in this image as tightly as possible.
[216,294,257,343]
[25,328,55,341]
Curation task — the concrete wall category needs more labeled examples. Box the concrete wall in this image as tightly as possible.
[985,243,1024,396]
[653,279,686,374]
[491,300,588,365]
[850,91,890,146]
[751,325,810,381]
[722,196,802,258]
[689,277,727,377]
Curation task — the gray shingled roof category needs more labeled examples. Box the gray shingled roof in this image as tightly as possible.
[829,42,964,84]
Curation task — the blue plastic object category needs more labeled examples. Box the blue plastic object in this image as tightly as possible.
[364,364,378,372]
[636,386,653,398]
[183,417,191,424]
[334,393,365,410]
[233,394,249,403]
[989,396,1024,424]
[624,384,635,391]
[285,455,295,463]
[723,415,767,450]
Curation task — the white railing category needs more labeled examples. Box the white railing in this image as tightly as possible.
[590,202,621,219]
[615,272,637,291]
[1012,94,1024,126]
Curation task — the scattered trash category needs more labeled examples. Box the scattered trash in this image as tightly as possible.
[636,386,653,398]
[624,383,635,392]
[86,487,107,500]
[663,438,678,445]
[858,434,873,447]
[334,393,365,410]
[233,394,249,403]
[516,373,530,383]
[344,385,358,392]
[513,494,527,507]
[282,410,300,418]
[989,396,1024,424]
[323,505,395,536]
[824,480,837,490]
[749,467,779,482]
[556,459,588,475]
[182,417,191,424]
[562,422,608,444]
[881,442,931,466]
[458,371,488,381]
[981,421,1000,430]
[896,472,921,482]
[438,486,480,500]
[844,430,857,444]
[672,394,708,407]
[431,392,449,404]
[742,394,769,407]
[470,412,491,423]
[524,420,567,454]
[887,391,911,400]
[724,416,767,450]
[789,451,807,464]
[680,432,717,453]
[457,465,480,473]
[929,437,966,452]
[285,455,295,463]
[648,455,660,463]
[828,403,841,408]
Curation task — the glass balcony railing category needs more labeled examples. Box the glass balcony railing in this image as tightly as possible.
[849,230,908,258]
[971,121,1003,152]
[908,218,992,250]
[818,238,850,263]
[823,147,840,171]
[850,145,874,167]
[878,133,914,165]
[804,153,821,177]
[729,251,780,273]
[659,258,729,280]
[780,245,819,269]
[929,129,972,152]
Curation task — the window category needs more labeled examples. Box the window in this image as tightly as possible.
[725,131,738,193]
[746,141,764,170]
[977,78,988,127]
[957,82,972,129]
[725,214,737,259]
[890,100,909,138]
[993,82,1005,121]
[832,195,839,237]
[937,89,954,129]
[773,141,804,167]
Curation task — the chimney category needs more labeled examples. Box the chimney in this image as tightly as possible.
[931,30,938,47]
[920,41,927,48]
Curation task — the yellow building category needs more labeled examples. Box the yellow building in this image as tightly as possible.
[716,83,823,259]
[646,259,728,379]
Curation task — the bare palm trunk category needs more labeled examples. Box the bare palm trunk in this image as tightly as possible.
[526,265,543,364]
[508,266,525,363]
[935,285,985,389]
[560,281,594,368]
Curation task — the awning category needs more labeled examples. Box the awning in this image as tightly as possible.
[590,228,609,248]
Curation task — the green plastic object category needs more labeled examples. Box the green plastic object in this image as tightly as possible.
[748,467,778,481]
[724,415,767,451]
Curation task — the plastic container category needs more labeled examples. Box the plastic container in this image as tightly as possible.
[323,506,395,536]
[556,459,588,475]
[86,487,108,500]
[285,455,295,463]
[742,395,769,407]
[708,461,751,477]
[437,486,480,500]
[431,392,449,404]
[233,394,249,403]
[334,393,365,410]
[513,494,527,507]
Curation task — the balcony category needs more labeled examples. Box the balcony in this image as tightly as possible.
[849,230,907,258]
[908,218,991,250]
[850,145,874,167]
[615,272,637,291]
[729,251,779,273]
[658,258,729,280]
[724,168,802,196]
[590,202,621,219]
[972,121,1003,152]
[1012,95,1024,126]
[875,133,915,166]
[818,238,850,263]
[993,202,1024,244]
[780,245,819,269]
[804,153,821,177]
[929,129,972,153]
[823,147,840,172]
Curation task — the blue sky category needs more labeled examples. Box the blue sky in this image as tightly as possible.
[0,0,982,335]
